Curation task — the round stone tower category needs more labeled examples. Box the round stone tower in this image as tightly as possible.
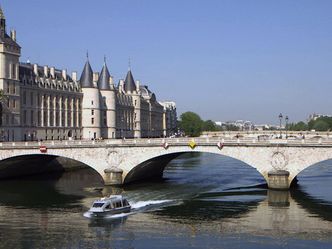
[98,60,116,139]
[80,58,101,139]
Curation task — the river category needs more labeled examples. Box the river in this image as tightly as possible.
[0,153,331,249]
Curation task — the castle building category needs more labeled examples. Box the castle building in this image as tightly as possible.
[0,7,176,141]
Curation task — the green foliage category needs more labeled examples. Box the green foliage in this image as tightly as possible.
[308,116,332,131]
[202,120,218,131]
[313,120,329,131]
[288,121,308,131]
[178,112,332,135]
[308,119,315,131]
[290,116,332,132]
[178,112,203,137]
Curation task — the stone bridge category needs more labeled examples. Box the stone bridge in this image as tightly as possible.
[0,136,332,189]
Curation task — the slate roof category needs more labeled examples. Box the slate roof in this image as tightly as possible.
[19,62,73,81]
[124,70,136,92]
[80,60,94,88]
[98,62,111,90]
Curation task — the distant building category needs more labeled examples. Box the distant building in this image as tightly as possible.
[159,101,177,137]
[220,120,254,131]
[308,113,332,122]
[254,124,271,131]
[214,121,224,127]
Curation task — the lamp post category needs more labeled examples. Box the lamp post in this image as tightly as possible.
[285,116,289,138]
[278,113,283,138]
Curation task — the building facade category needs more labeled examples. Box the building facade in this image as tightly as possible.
[159,101,177,137]
[0,7,176,141]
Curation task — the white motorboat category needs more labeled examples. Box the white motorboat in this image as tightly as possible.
[87,195,131,217]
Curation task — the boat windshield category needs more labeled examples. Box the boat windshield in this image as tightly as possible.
[92,202,104,208]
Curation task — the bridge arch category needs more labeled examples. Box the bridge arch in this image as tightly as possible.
[295,158,332,182]
[0,151,104,182]
[117,144,332,189]
[121,148,268,185]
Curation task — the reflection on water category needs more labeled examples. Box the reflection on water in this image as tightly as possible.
[0,153,332,248]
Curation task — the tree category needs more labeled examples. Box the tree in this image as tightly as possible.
[202,120,218,131]
[313,120,329,131]
[308,116,332,131]
[178,112,203,137]
[288,121,308,131]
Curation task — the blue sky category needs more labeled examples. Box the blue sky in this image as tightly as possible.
[2,0,332,124]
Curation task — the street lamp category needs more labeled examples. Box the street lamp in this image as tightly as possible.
[278,113,283,138]
[285,116,289,138]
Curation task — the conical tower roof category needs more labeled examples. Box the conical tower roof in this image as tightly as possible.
[98,62,111,90]
[124,70,136,92]
[80,60,94,88]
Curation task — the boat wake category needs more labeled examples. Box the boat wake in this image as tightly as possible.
[131,200,172,210]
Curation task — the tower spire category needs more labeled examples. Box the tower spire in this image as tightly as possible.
[80,54,94,88]
[98,58,111,90]
[128,57,131,71]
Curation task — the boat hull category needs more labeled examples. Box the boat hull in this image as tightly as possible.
[88,206,131,217]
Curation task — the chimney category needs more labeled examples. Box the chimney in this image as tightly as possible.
[50,67,55,78]
[119,79,124,92]
[62,69,67,81]
[109,76,113,85]
[33,64,38,76]
[93,72,99,88]
[44,66,49,77]
[71,71,77,81]
[93,72,99,82]
[10,29,16,42]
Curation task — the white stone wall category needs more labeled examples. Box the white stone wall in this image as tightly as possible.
[81,88,101,139]
[100,89,116,139]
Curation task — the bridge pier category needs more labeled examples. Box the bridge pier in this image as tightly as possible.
[103,167,123,186]
[267,190,290,207]
[267,170,290,190]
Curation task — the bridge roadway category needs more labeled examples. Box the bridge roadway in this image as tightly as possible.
[0,135,332,189]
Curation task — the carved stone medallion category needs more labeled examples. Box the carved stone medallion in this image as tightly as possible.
[271,152,287,170]
[107,150,119,167]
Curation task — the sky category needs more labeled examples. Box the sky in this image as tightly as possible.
[2,0,332,124]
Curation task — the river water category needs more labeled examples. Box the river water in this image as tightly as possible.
[0,153,331,249]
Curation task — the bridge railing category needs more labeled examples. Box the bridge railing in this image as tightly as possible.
[1,136,332,148]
